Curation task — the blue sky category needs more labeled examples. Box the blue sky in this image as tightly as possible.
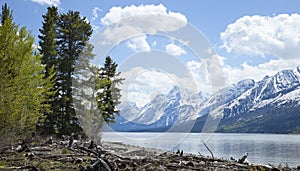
[3,0,300,106]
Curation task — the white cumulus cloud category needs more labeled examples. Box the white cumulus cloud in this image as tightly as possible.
[187,55,226,93]
[98,4,187,52]
[92,7,102,21]
[221,14,300,59]
[118,54,298,106]
[222,59,300,85]
[101,4,187,26]
[186,60,211,92]
[31,0,60,6]
[126,36,151,52]
[188,56,300,88]
[165,43,186,56]
[120,67,178,107]
[91,7,102,32]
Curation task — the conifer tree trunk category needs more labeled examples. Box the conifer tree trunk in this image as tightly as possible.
[56,10,92,135]
[38,6,59,135]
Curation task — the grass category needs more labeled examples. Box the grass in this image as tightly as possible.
[61,148,71,154]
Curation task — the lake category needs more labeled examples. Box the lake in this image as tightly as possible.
[102,132,300,167]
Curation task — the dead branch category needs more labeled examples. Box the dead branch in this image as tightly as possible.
[202,141,214,159]
[89,157,112,171]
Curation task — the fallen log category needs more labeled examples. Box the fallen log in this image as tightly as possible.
[77,145,98,156]
[89,157,112,171]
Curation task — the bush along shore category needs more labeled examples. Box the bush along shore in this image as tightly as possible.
[0,135,299,171]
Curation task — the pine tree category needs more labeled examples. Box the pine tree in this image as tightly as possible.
[72,43,102,141]
[0,4,54,144]
[95,56,124,124]
[1,3,12,25]
[56,10,93,135]
[38,6,59,135]
[37,8,123,137]
[38,8,93,135]
[38,6,59,77]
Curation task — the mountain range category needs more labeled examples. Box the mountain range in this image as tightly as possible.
[108,66,300,133]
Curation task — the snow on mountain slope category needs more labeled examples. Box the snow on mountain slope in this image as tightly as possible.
[199,78,255,118]
[260,87,300,108]
[131,86,181,125]
[222,67,300,118]
[114,66,300,132]
[115,86,208,130]
[118,101,139,119]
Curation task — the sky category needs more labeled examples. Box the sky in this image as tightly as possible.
[3,0,300,107]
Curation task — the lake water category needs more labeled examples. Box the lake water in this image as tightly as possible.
[103,132,300,167]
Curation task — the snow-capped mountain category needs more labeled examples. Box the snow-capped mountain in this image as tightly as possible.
[110,66,300,133]
[197,66,300,133]
[223,67,300,118]
[115,101,140,124]
[111,86,208,131]
[133,86,181,125]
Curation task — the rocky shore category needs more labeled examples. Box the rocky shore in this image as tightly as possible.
[0,136,299,171]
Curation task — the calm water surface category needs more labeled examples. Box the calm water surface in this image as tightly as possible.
[103,132,300,167]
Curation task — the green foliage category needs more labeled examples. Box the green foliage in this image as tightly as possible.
[38,8,93,135]
[95,56,124,124]
[1,3,124,144]
[55,10,93,135]
[38,6,59,77]
[61,148,71,154]
[1,3,12,25]
[0,4,54,144]
[37,7,123,137]
[38,6,59,135]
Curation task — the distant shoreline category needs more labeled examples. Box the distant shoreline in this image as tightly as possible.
[102,132,300,168]
[103,130,300,134]
[103,140,299,170]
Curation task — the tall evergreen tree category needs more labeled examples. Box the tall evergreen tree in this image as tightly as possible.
[38,6,59,135]
[38,8,123,137]
[72,43,102,141]
[0,4,54,144]
[1,3,12,25]
[95,56,124,124]
[56,10,93,135]
[38,6,59,77]
[38,8,93,135]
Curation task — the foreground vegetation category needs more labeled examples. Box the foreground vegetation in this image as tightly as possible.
[1,136,298,171]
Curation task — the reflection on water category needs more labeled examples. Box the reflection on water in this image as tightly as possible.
[103,132,300,167]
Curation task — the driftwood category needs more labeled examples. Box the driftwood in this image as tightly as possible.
[16,140,30,153]
[68,133,74,148]
[202,141,214,159]
[8,166,39,171]
[78,145,98,156]
[180,150,183,157]
[89,158,112,171]
[238,152,248,164]
[42,136,53,145]
[76,141,112,171]
[31,146,52,151]
[1,136,297,171]
[88,140,96,149]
